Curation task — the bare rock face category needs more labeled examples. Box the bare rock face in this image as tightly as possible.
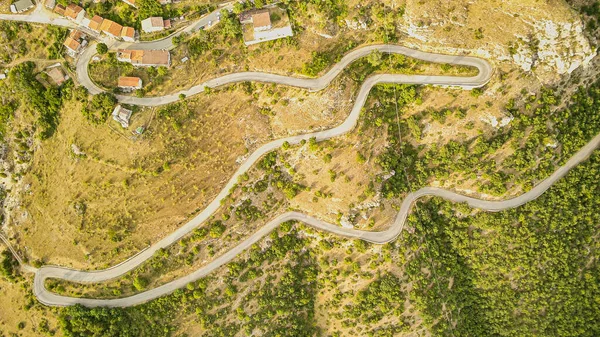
[532,20,595,74]
[397,0,596,81]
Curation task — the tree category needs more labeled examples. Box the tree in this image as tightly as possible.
[367,50,383,67]
[82,92,117,124]
[133,276,148,290]
[96,43,108,55]
[137,0,164,20]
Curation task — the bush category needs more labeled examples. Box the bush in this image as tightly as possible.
[96,43,108,55]
[82,92,117,124]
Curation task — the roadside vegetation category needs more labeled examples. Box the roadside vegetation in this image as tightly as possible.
[0,22,67,64]
[55,146,600,336]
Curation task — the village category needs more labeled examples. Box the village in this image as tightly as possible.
[6,0,293,130]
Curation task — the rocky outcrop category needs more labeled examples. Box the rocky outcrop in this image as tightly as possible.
[394,0,596,81]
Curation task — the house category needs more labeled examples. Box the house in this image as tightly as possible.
[54,4,66,15]
[45,66,68,86]
[118,76,142,92]
[117,49,171,67]
[239,9,271,31]
[63,30,87,56]
[45,0,55,10]
[240,7,293,46]
[64,3,85,23]
[141,17,170,33]
[121,26,136,42]
[86,15,104,32]
[252,11,271,32]
[112,105,132,128]
[158,0,171,4]
[10,0,34,13]
[100,19,123,39]
[122,0,136,7]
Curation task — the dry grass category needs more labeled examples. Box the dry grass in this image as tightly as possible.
[8,74,356,269]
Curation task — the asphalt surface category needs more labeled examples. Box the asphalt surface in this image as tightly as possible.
[31,46,600,307]
[79,44,493,106]
[4,5,599,310]
[0,4,75,28]
[32,130,600,308]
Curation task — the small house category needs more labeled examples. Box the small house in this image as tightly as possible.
[252,11,271,32]
[44,0,55,9]
[10,0,34,13]
[117,49,171,67]
[112,105,132,128]
[100,19,123,39]
[53,4,66,15]
[141,17,170,33]
[63,29,87,56]
[64,3,85,23]
[117,76,142,92]
[86,15,104,32]
[239,9,271,31]
[121,26,136,42]
[46,66,68,86]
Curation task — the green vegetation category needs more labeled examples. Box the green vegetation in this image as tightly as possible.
[59,228,319,337]
[0,22,67,62]
[96,43,108,55]
[8,62,70,139]
[56,145,600,336]
[82,92,117,124]
[402,150,600,336]
[137,0,163,20]
[0,250,19,282]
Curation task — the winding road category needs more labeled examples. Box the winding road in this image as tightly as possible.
[2,7,600,309]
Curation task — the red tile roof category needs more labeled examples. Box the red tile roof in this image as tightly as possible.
[118,76,142,88]
[64,3,83,19]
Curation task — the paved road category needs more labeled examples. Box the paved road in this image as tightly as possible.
[78,43,492,105]
[29,45,600,307]
[32,130,600,307]
[4,5,599,309]
[0,3,75,28]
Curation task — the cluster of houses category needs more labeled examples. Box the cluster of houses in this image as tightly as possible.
[54,3,136,42]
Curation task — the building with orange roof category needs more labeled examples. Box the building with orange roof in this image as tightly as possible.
[121,26,136,42]
[252,10,271,32]
[63,29,87,56]
[117,49,170,67]
[100,19,123,39]
[64,3,85,23]
[122,0,136,7]
[85,15,104,32]
[53,4,65,15]
[141,17,171,33]
[117,76,142,92]
[45,66,68,86]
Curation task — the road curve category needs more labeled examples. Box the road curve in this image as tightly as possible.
[36,45,495,307]
[79,43,492,105]
[34,130,600,307]
[31,45,600,307]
